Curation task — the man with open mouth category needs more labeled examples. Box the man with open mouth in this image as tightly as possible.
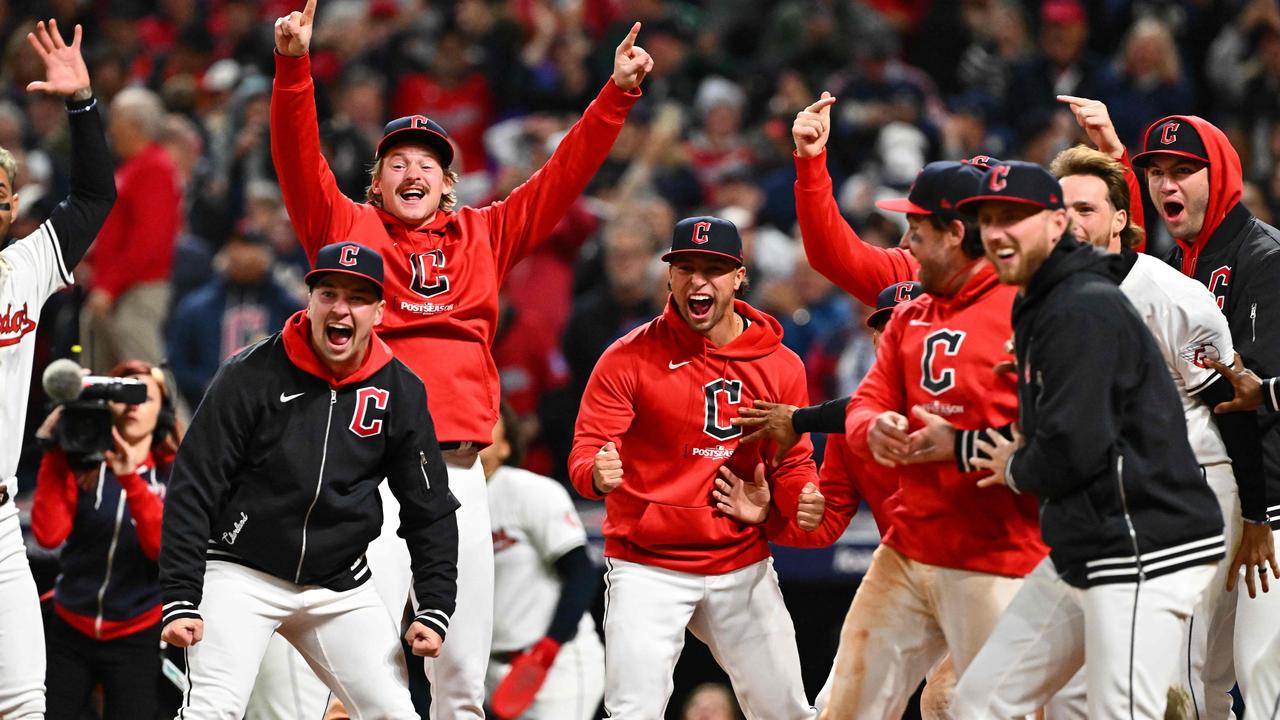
[1126,112,1280,718]
[570,215,822,719]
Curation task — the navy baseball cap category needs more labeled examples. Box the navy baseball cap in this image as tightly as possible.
[661,216,744,266]
[305,242,385,296]
[956,161,1065,213]
[867,281,923,330]
[376,115,455,167]
[1131,117,1209,170]
[876,161,986,218]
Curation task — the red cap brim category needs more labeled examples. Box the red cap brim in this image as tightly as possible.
[875,197,932,215]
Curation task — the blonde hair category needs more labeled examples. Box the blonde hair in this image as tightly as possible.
[0,146,15,190]
[1124,18,1181,85]
[1050,144,1145,249]
[365,157,460,212]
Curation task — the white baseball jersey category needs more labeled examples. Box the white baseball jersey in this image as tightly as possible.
[488,466,590,653]
[0,222,72,487]
[1120,253,1233,467]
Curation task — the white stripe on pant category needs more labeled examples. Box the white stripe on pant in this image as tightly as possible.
[602,557,815,720]
[246,458,493,720]
[0,507,44,718]
[952,556,1216,720]
[178,561,417,719]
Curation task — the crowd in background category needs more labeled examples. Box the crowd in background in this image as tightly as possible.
[8,0,1280,486]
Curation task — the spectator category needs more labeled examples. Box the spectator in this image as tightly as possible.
[1006,0,1104,137]
[80,86,180,372]
[166,232,301,408]
[1100,18,1194,152]
[32,361,181,720]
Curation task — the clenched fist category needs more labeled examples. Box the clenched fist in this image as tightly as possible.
[797,482,825,531]
[593,441,624,494]
[162,618,204,648]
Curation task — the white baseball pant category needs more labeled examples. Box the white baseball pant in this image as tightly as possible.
[818,544,1024,720]
[247,458,493,719]
[0,506,44,718]
[1250,619,1280,719]
[483,625,605,719]
[1178,464,1242,720]
[602,557,815,720]
[1234,523,1280,715]
[176,560,417,720]
[952,556,1216,720]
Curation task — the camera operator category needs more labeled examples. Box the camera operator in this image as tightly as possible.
[32,362,180,720]
[0,19,115,718]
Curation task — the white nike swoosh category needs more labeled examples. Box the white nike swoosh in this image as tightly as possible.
[668,360,692,370]
[908,320,931,326]
[280,392,305,403]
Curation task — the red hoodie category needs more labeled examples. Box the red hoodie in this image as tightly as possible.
[1134,116,1243,277]
[845,264,1046,577]
[570,299,818,574]
[271,53,639,444]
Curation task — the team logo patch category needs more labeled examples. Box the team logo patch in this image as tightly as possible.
[408,250,450,299]
[1160,122,1180,145]
[350,387,390,437]
[1180,342,1221,369]
[921,329,966,396]
[0,303,37,347]
[691,221,712,245]
[703,378,743,441]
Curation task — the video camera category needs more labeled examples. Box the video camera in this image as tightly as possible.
[41,359,147,472]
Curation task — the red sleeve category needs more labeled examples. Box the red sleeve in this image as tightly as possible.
[31,450,78,549]
[794,150,918,307]
[89,154,180,298]
[117,467,164,561]
[481,80,639,283]
[271,52,361,262]
[569,340,638,500]
[845,314,909,465]
[765,435,860,548]
[1119,149,1147,254]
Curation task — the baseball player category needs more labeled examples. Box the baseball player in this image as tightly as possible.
[0,20,115,718]
[570,216,820,719]
[158,242,460,719]
[951,161,1225,719]
[267,2,650,716]
[1126,112,1280,712]
[482,402,604,720]
[802,162,1047,720]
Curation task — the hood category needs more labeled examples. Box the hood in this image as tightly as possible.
[1139,116,1242,275]
[375,204,456,236]
[930,259,1001,312]
[281,310,395,387]
[1015,236,1127,320]
[662,297,783,360]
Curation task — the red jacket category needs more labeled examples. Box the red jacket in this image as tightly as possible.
[86,142,179,299]
[570,299,818,574]
[271,53,640,444]
[845,264,1046,577]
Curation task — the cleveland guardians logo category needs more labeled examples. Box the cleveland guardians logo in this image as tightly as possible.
[1160,122,1180,145]
[894,284,914,303]
[691,221,712,245]
[921,329,966,396]
[339,244,359,266]
[409,115,435,131]
[703,378,743,441]
[409,250,450,298]
[1207,265,1231,310]
[989,165,1009,192]
[350,387,390,437]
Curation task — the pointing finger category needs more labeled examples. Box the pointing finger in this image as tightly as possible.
[301,0,318,24]
[1056,94,1092,107]
[619,21,640,52]
[804,94,837,115]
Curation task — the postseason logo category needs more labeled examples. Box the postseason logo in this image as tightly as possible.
[691,444,735,460]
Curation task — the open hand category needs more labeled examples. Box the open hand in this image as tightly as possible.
[732,400,800,466]
[712,463,770,525]
[1227,522,1280,599]
[972,425,1024,488]
[26,20,91,100]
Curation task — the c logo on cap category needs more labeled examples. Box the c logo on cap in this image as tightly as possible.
[691,221,712,245]
[893,284,914,302]
[989,165,1009,192]
[339,245,360,267]
[410,115,433,130]
[1160,122,1179,146]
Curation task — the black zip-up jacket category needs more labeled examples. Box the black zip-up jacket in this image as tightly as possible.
[1168,202,1280,528]
[1007,237,1224,587]
[160,311,460,637]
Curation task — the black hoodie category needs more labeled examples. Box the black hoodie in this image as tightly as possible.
[1007,237,1224,587]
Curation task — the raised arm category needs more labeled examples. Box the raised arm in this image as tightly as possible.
[793,93,917,306]
[1057,95,1146,249]
[25,20,115,273]
[270,0,359,260]
[482,24,646,281]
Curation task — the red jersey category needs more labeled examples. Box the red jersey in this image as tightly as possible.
[271,53,639,444]
[795,150,918,307]
[570,299,818,574]
[845,264,1046,577]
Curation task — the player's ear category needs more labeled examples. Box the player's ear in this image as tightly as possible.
[374,298,385,326]
[8,192,18,222]
[1112,207,1127,238]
